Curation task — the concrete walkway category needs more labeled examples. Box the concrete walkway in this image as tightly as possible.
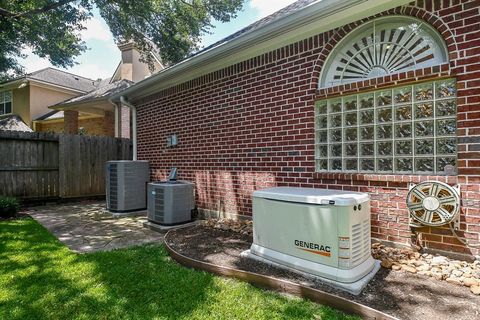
[28,201,164,253]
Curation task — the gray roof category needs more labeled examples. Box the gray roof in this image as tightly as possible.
[111,0,321,100]
[34,110,64,121]
[56,79,134,107]
[0,114,33,132]
[192,0,318,58]
[27,68,98,92]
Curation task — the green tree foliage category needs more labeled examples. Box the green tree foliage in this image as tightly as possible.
[0,0,244,80]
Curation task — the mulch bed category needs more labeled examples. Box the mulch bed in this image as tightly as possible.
[166,225,480,320]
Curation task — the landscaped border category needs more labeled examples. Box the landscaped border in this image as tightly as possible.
[164,230,397,320]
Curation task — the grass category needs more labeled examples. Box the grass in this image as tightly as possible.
[0,218,359,320]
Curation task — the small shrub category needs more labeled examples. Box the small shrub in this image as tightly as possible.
[78,127,87,135]
[0,196,20,218]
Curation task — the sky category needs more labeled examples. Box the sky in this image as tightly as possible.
[18,0,298,80]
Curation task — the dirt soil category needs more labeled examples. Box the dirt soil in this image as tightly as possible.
[166,225,480,320]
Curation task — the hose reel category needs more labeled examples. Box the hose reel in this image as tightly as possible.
[406,181,480,248]
[406,181,460,228]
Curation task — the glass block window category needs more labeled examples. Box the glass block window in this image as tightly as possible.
[0,91,12,115]
[315,79,457,175]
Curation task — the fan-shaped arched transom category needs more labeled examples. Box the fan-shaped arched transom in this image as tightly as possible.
[319,17,448,88]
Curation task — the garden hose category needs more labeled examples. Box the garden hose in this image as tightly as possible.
[449,222,480,248]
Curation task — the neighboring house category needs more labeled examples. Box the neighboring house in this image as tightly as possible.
[35,42,163,138]
[34,42,163,138]
[0,42,163,137]
[34,80,134,137]
[0,68,97,131]
[111,0,480,257]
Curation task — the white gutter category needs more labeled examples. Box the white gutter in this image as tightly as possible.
[111,0,409,101]
[119,96,137,160]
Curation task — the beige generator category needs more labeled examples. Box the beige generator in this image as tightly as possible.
[242,187,379,295]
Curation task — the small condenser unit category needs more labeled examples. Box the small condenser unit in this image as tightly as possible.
[147,181,194,226]
[249,187,376,284]
[106,160,149,212]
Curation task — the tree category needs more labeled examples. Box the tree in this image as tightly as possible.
[0,0,244,80]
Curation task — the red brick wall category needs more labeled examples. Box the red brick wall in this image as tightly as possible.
[103,111,115,137]
[64,110,79,135]
[37,116,114,136]
[136,0,480,256]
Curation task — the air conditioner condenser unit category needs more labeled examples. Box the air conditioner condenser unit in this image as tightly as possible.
[106,160,149,213]
[242,187,380,295]
[147,181,194,226]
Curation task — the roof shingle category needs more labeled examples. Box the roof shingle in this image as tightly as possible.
[191,0,319,58]
[0,114,33,132]
[55,79,134,107]
[27,68,98,92]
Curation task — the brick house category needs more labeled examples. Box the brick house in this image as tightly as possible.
[112,0,480,256]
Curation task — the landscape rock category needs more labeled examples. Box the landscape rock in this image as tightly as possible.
[402,265,417,273]
[381,259,394,269]
[432,273,443,281]
[463,278,478,287]
[452,269,463,278]
[471,285,480,295]
[446,277,462,286]
[201,218,253,236]
[416,265,430,272]
[371,242,480,295]
[391,264,401,271]
[431,256,449,266]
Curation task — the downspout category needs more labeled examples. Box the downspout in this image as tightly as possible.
[119,96,137,161]
[108,98,119,138]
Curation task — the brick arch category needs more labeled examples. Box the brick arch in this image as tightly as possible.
[310,6,458,89]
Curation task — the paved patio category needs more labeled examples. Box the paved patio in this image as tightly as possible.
[28,201,164,253]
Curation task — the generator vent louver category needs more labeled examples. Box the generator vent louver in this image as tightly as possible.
[362,219,371,260]
[106,161,149,212]
[350,219,371,267]
[147,181,194,226]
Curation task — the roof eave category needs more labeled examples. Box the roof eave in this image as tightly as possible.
[112,0,410,102]
[0,78,26,90]
[51,96,109,110]
[0,76,90,94]
[28,78,88,94]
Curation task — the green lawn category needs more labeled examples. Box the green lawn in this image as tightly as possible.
[0,218,358,320]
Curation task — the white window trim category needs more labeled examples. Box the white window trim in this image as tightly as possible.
[0,90,13,115]
[319,16,449,89]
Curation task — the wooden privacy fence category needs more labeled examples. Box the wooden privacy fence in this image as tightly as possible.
[0,131,132,199]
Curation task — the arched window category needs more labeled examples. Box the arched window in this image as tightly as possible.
[315,17,456,175]
[319,17,448,88]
